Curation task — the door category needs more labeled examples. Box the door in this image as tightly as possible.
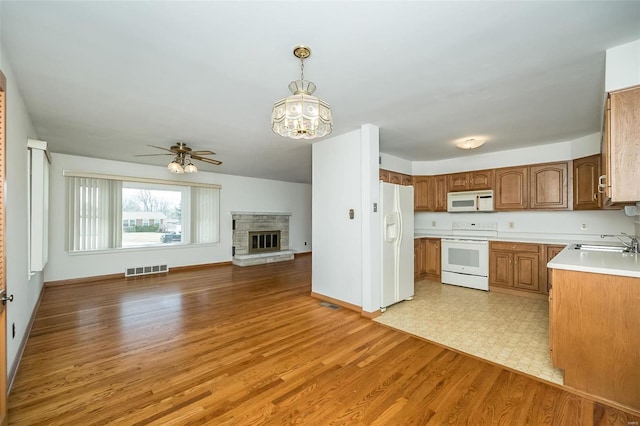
[0,69,8,425]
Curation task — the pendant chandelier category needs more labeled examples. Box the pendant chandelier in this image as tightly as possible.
[271,45,332,140]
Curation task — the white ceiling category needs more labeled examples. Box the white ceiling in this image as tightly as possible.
[2,1,639,183]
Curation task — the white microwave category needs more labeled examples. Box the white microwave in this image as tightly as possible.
[447,190,494,212]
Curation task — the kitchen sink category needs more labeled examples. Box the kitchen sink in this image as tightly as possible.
[572,243,630,253]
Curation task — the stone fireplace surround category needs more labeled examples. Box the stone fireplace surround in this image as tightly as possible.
[231,211,294,266]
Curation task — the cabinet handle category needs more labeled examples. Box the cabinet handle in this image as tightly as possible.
[593,193,597,201]
[597,175,606,193]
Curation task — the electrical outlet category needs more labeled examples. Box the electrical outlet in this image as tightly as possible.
[304,241,307,246]
[12,323,15,339]
[581,223,588,230]
[508,222,514,229]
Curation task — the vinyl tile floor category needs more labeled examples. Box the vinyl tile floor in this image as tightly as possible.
[374,279,564,385]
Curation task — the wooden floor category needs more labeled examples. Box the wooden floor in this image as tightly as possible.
[8,256,639,425]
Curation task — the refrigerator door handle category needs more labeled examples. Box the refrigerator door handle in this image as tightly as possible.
[384,213,399,243]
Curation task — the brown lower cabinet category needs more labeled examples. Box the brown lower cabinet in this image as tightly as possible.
[544,245,565,294]
[414,238,441,282]
[549,268,640,412]
[490,242,568,297]
[489,241,544,295]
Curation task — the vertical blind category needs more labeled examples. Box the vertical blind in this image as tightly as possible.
[191,187,219,244]
[66,174,220,252]
[67,177,122,251]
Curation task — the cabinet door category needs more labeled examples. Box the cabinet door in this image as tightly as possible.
[495,167,528,210]
[513,252,540,292]
[401,174,413,186]
[424,238,441,280]
[573,155,600,210]
[489,250,513,288]
[609,87,640,202]
[433,175,448,212]
[388,171,403,185]
[448,172,469,192]
[545,245,565,294]
[530,162,568,210]
[469,170,494,190]
[601,97,612,200]
[414,239,423,280]
[379,169,389,183]
[413,176,432,211]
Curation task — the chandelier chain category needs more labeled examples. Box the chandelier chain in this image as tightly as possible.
[300,57,305,81]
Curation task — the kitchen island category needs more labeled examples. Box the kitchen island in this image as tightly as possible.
[548,246,640,415]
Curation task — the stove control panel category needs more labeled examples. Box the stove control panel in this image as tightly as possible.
[452,222,498,232]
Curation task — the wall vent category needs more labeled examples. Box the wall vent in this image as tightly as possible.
[125,264,169,277]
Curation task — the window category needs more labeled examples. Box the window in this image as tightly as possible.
[65,172,220,252]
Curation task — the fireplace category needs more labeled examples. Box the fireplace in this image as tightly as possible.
[248,230,280,254]
[231,212,294,266]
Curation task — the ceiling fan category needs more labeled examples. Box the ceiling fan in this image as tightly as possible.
[135,142,222,174]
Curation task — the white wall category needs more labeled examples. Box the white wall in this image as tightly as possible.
[312,125,380,311]
[606,39,640,92]
[415,210,635,242]
[47,153,312,282]
[360,125,381,314]
[379,153,411,175]
[411,133,600,175]
[1,45,44,378]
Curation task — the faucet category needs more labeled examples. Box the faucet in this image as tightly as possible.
[600,233,639,253]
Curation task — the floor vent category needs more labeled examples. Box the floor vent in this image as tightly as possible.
[319,302,339,309]
[125,264,169,277]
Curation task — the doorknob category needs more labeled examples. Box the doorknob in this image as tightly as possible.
[1,293,13,305]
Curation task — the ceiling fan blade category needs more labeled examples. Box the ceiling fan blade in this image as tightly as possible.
[191,155,222,165]
[133,153,174,157]
[189,150,216,156]
[148,144,176,153]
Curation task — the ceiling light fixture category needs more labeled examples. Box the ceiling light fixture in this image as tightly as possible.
[271,45,332,140]
[167,153,197,174]
[456,138,485,150]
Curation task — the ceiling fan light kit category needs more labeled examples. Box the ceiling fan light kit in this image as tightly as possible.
[271,45,333,140]
[135,142,221,173]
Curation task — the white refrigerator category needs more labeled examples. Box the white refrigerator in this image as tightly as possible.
[380,182,414,311]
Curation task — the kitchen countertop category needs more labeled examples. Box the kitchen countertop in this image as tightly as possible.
[415,231,640,278]
[547,245,640,278]
[414,232,602,246]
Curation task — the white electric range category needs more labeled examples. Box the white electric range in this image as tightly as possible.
[441,221,497,291]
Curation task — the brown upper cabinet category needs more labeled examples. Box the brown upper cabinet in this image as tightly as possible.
[495,163,569,211]
[573,154,601,210]
[379,169,412,186]
[414,176,432,211]
[495,167,529,210]
[447,170,494,192]
[414,175,447,212]
[529,162,569,209]
[388,171,403,185]
[601,86,640,204]
[433,176,447,212]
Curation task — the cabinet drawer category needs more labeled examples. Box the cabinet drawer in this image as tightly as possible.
[490,241,540,253]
